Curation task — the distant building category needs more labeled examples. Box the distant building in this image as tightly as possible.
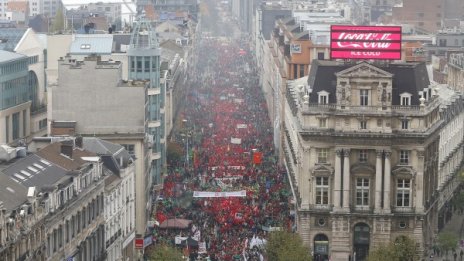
[392,0,445,33]
[448,53,464,92]
[86,2,122,27]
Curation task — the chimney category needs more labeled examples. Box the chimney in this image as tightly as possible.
[75,136,83,149]
[60,140,74,158]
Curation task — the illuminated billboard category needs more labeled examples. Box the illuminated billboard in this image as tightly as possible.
[330,25,402,60]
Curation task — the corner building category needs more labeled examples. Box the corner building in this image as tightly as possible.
[284,60,445,260]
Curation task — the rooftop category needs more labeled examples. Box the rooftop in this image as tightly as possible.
[69,34,114,55]
[0,28,27,51]
[0,50,26,63]
[0,174,27,211]
[307,61,430,106]
[1,154,68,189]
[36,142,97,171]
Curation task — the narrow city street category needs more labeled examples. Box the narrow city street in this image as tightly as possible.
[152,0,293,260]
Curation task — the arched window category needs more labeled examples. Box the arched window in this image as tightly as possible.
[314,234,329,261]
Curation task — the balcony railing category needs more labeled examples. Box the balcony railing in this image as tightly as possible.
[392,206,415,213]
[309,204,333,212]
[302,97,440,115]
[350,205,374,213]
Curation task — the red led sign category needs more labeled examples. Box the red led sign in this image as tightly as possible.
[330,25,402,60]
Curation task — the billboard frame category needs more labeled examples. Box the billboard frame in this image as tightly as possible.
[330,25,402,60]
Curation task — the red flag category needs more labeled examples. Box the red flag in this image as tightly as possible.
[253,152,262,164]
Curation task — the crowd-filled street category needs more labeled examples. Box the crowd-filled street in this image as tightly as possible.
[151,3,293,259]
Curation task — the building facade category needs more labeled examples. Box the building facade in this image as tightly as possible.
[128,17,165,231]
[0,50,32,145]
[448,53,464,92]
[283,60,454,260]
[0,28,49,142]
[82,137,136,261]
[0,141,107,261]
[49,55,151,236]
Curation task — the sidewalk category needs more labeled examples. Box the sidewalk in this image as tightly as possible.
[429,210,464,261]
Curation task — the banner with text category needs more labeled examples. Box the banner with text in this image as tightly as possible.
[193,190,247,198]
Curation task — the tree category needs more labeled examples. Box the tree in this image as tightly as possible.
[393,235,419,261]
[265,231,312,261]
[144,244,183,261]
[51,7,65,33]
[437,232,459,259]
[367,243,396,261]
[367,235,419,261]
[167,141,184,166]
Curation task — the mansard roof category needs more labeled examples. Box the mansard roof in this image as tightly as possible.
[307,60,430,105]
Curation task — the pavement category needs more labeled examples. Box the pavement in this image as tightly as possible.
[428,210,464,261]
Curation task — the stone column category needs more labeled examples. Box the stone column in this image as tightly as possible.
[342,149,351,210]
[334,149,342,210]
[301,147,310,209]
[416,150,425,213]
[375,150,383,212]
[383,151,391,212]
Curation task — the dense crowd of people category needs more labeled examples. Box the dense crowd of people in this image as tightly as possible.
[152,36,293,261]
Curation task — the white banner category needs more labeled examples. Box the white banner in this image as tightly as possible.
[234,99,244,104]
[175,236,187,245]
[193,190,247,198]
[236,124,247,129]
[199,242,207,253]
[231,138,242,144]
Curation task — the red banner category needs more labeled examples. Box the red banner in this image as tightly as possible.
[330,25,402,60]
[253,152,262,164]
[135,238,144,249]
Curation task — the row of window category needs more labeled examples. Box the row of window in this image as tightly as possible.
[318,117,411,130]
[292,64,306,79]
[4,110,27,143]
[28,55,39,65]
[48,195,103,255]
[317,90,412,106]
[0,59,28,74]
[316,148,410,165]
[315,177,411,207]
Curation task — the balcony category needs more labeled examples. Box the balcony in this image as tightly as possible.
[302,96,440,116]
[350,205,374,214]
[308,204,333,213]
[392,206,415,214]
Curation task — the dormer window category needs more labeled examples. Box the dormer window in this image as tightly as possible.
[318,91,329,104]
[400,92,412,106]
[421,88,430,101]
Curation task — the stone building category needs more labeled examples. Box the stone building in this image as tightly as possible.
[282,60,461,260]
[82,137,136,261]
[448,53,464,93]
[0,140,107,261]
